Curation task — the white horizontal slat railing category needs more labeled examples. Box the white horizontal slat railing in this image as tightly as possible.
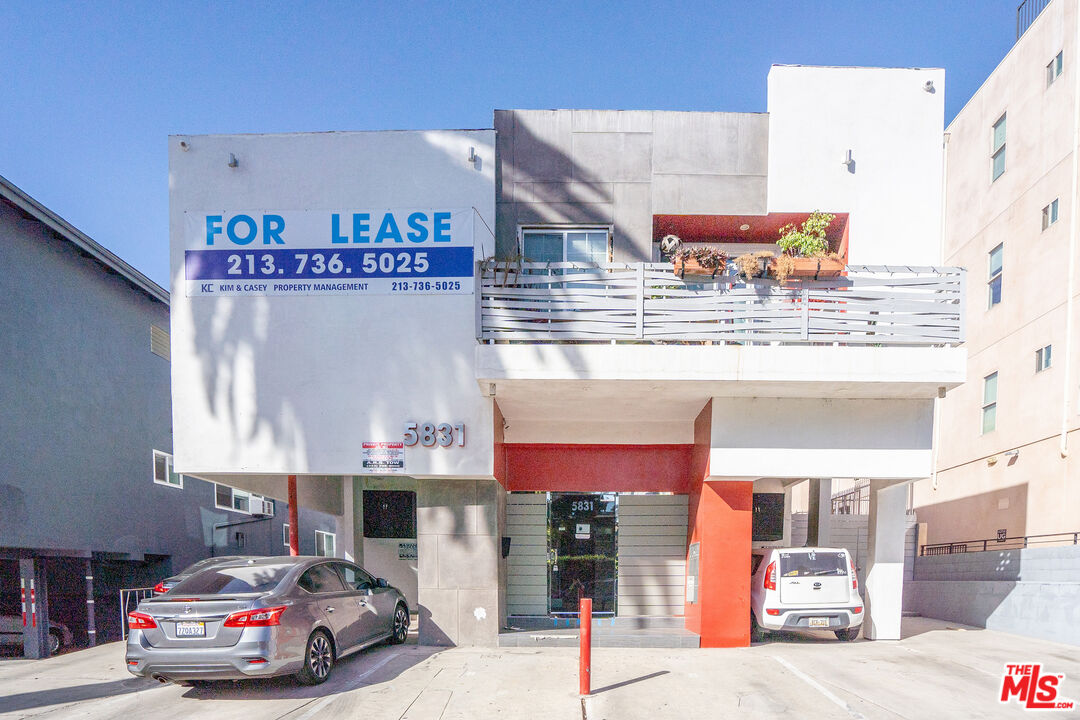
[477,260,965,346]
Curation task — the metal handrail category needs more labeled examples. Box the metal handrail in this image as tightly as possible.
[831,483,869,515]
[1017,0,1050,39]
[478,261,966,346]
[921,530,1080,556]
[119,586,155,640]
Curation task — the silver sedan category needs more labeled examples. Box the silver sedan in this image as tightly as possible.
[125,556,410,685]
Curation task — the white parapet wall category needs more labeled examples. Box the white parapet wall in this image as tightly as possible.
[767,65,946,266]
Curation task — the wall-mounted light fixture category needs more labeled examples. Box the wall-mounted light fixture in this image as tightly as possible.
[842,149,855,172]
[1003,449,1020,458]
[467,147,478,163]
[228,153,239,168]
[923,80,935,93]
[739,224,751,231]
[179,140,190,151]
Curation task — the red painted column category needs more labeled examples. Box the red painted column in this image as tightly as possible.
[696,481,753,647]
[288,475,299,556]
[684,400,753,647]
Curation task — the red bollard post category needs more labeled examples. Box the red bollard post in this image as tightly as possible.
[579,597,592,696]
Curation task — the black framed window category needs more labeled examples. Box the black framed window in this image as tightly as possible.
[363,490,417,539]
[752,493,785,542]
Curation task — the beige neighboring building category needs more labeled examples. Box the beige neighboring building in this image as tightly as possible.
[913,0,1079,547]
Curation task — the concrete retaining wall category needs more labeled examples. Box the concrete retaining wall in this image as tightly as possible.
[906,545,1080,646]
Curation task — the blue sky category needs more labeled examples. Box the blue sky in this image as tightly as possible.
[2,1,1022,287]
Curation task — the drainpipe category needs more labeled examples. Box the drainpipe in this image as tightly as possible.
[288,475,300,555]
[1062,3,1080,458]
[932,132,950,491]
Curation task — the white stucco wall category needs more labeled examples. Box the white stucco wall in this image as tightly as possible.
[767,65,946,266]
[169,130,496,477]
[709,397,935,480]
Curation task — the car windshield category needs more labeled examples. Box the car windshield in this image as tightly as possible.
[168,564,292,594]
[779,551,847,577]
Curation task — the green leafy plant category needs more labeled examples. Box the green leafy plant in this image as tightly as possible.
[776,211,835,258]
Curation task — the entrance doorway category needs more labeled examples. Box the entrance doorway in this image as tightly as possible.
[547,493,617,615]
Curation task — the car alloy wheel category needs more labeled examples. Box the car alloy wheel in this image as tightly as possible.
[309,634,333,679]
[48,631,60,655]
[392,605,408,644]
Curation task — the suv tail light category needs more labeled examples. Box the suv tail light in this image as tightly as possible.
[849,556,858,591]
[764,561,777,591]
[152,582,166,595]
[223,606,287,628]
[127,611,157,630]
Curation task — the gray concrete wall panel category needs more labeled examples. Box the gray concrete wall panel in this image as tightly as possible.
[651,174,768,215]
[913,545,1080,583]
[652,112,740,175]
[514,182,614,205]
[417,478,500,646]
[571,133,653,182]
[514,201,614,226]
[735,114,771,175]
[907,579,1080,647]
[494,109,770,260]
[511,111,574,182]
[571,110,654,133]
[612,183,653,262]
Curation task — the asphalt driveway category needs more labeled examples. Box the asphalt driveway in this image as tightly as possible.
[0,618,1076,719]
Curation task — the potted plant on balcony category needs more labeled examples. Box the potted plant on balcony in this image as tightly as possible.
[771,211,844,283]
[672,246,728,280]
[733,250,776,280]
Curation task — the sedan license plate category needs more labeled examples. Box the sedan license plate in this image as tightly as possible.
[808,617,830,628]
[176,621,205,637]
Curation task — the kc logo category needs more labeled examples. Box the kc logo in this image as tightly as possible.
[1000,664,1075,711]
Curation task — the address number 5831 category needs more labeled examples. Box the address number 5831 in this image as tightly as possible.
[403,422,465,448]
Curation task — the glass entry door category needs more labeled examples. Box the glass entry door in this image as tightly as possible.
[548,493,617,614]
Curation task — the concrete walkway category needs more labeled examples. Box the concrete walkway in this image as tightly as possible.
[0,619,1077,719]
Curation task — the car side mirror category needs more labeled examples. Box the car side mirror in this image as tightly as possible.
[376,578,389,588]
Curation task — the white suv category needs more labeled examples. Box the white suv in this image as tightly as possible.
[750,547,863,641]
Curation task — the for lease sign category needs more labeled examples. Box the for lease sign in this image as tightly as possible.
[183,209,475,297]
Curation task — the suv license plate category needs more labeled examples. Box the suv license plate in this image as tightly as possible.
[808,617,830,628]
[176,621,205,637]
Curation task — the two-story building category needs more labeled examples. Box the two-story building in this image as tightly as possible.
[0,174,341,657]
[168,64,965,648]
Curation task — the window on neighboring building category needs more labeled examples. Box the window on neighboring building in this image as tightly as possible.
[152,450,183,488]
[1047,51,1064,87]
[988,244,1003,308]
[982,372,998,434]
[1042,199,1060,230]
[214,483,268,514]
[363,490,417,539]
[991,114,1007,181]
[283,524,291,548]
[521,228,611,264]
[1036,345,1052,372]
[315,530,336,557]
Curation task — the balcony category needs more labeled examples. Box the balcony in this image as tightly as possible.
[477,261,964,346]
